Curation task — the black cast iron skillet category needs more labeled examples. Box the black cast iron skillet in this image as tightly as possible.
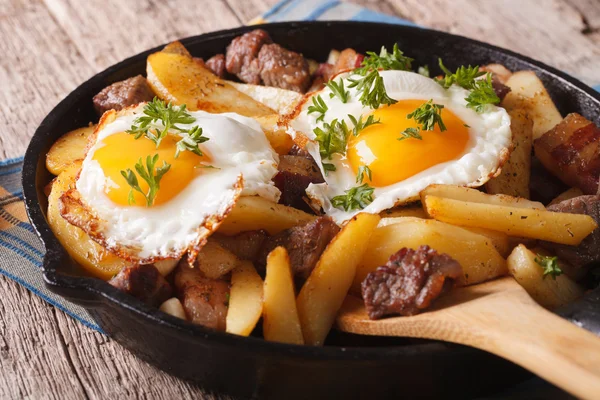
[23,21,600,399]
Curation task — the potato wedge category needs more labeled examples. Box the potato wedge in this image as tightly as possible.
[159,298,187,320]
[218,196,316,235]
[46,125,94,175]
[226,81,302,115]
[296,213,380,345]
[481,64,512,83]
[147,42,274,117]
[502,71,562,140]
[263,247,304,345]
[226,261,264,336]
[423,195,597,245]
[48,162,129,280]
[549,187,584,207]
[485,108,533,198]
[507,245,584,309]
[195,240,239,279]
[254,114,294,155]
[462,227,511,258]
[421,184,544,209]
[352,217,507,292]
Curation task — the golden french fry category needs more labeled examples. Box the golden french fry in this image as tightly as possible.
[297,213,380,346]
[226,261,264,336]
[421,184,544,209]
[263,247,304,345]
[507,245,584,309]
[219,196,316,235]
[46,125,95,175]
[159,298,187,320]
[423,195,597,245]
[353,217,507,292]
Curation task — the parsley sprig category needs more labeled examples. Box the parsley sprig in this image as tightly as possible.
[465,74,501,113]
[407,100,447,132]
[326,79,349,103]
[355,43,413,75]
[348,114,381,136]
[398,127,423,141]
[313,119,350,161]
[331,183,375,211]
[436,59,484,90]
[356,165,372,184]
[348,70,397,110]
[120,154,171,207]
[127,98,209,157]
[308,95,329,122]
[535,254,563,280]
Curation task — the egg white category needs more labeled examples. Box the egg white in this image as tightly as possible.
[76,108,280,261]
[287,70,512,224]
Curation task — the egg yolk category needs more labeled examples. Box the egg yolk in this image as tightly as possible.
[92,132,209,206]
[346,99,470,187]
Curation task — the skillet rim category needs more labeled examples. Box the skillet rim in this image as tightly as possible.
[22,20,600,361]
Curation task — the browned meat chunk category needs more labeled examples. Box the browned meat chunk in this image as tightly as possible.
[492,78,511,101]
[212,230,269,261]
[205,54,226,78]
[258,44,311,93]
[273,155,324,210]
[258,217,339,281]
[225,29,272,84]
[174,264,229,331]
[93,75,155,115]
[540,195,600,272]
[109,264,172,307]
[288,144,313,159]
[333,48,364,74]
[534,113,600,195]
[308,62,335,92]
[362,246,462,319]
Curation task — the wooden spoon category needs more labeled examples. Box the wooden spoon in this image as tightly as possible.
[336,277,600,400]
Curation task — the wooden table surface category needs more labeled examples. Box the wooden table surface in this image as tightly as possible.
[1,0,599,398]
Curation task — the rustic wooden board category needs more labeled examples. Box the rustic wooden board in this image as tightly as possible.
[1,0,599,398]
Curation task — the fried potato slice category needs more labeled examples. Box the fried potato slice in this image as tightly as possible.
[226,261,264,336]
[507,244,584,309]
[421,184,544,209]
[47,162,129,280]
[159,298,187,320]
[352,217,507,292]
[297,213,380,346]
[218,196,316,235]
[263,247,304,345]
[147,41,274,117]
[194,240,239,279]
[485,108,533,198]
[422,194,597,245]
[46,125,95,175]
[548,187,585,207]
[226,81,302,115]
[502,71,562,140]
[254,114,294,155]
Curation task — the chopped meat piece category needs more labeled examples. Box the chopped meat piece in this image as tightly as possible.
[93,75,155,115]
[225,29,272,84]
[258,217,340,281]
[205,54,226,78]
[308,63,335,92]
[534,113,600,195]
[288,144,313,159]
[109,264,172,307]
[540,195,600,272]
[212,230,269,261]
[362,246,462,319]
[174,263,229,331]
[273,155,324,210]
[492,78,511,101]
[333,48,364,74]
[258,44,311,93]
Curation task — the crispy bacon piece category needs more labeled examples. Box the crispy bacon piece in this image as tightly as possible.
[534,113,600,195]
[273,155,324,211]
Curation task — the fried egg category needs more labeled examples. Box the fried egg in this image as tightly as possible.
[70,105,279,262]
[287,70,512,223]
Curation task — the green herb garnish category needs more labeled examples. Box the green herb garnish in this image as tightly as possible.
[120,154,171,207]
[418,65,430,77]
[348,114,381,136]
[398,127,423,141]
[313,119,350,160]
[465,73,501,113]
[322,162,337,176]
[535,254,563,280]
[407,100,447,132]
[307,95,329,122]
[356,165,372,184]
[436,59,484,90]
[331,183,375,211]
[175,126,209,158]
[348,70,397,109]
[355,43,413,75]
[326,79,349,103]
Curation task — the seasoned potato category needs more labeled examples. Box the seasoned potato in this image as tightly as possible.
[380,205,428,219]
[549,187,584,207]
[159,298,187,320]
[352,217,507,292]
[226,261,264,336]
[254,114,294,155]
[423,195,597,245]
[226,81,302,115]
[147,41,274,117]
[462,227,511,258]
[507,244,584,309]
[195,240,239,279]
[46,125,94,175]
[502,71,562,140]
[47,162,129,280]
[263,247,304,345]
[218,196,316,235]
[481,63,512,83]
[297,213,380,346]
[485,108,533,198]
[421,184,544,209]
